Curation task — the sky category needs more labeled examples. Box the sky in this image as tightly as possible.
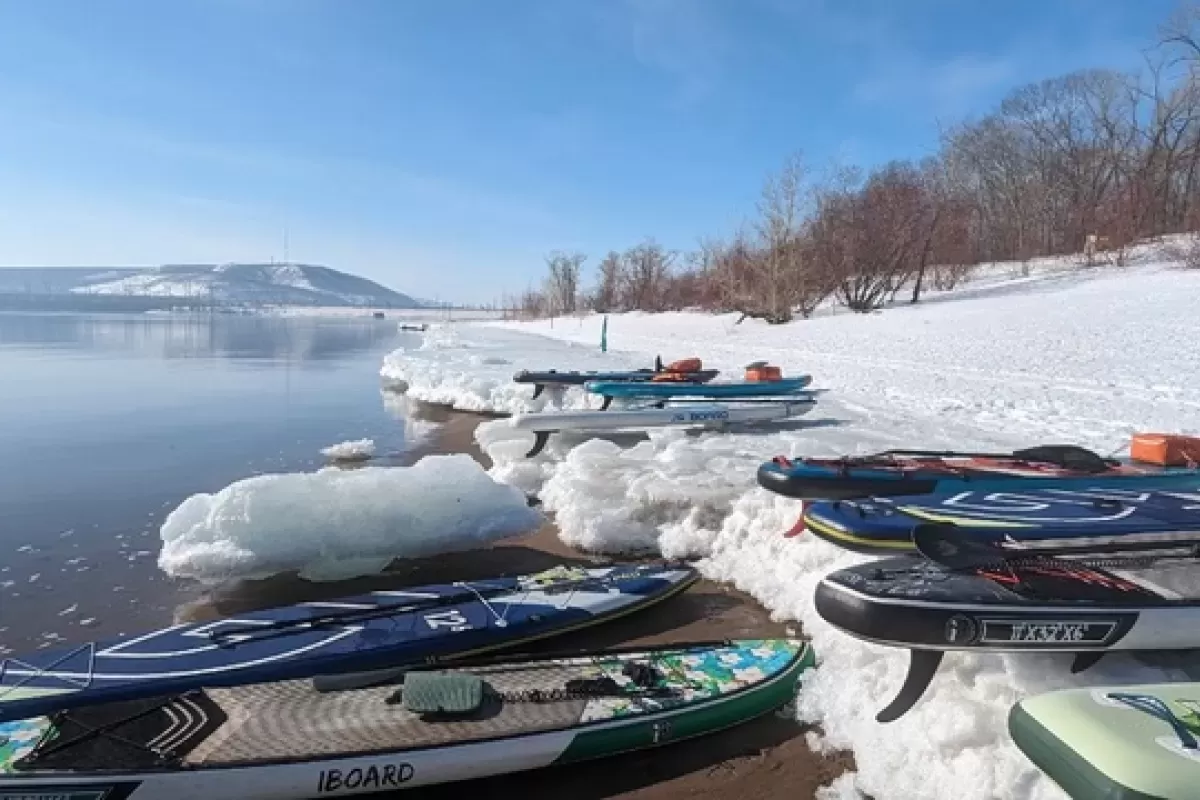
[0,0,1181,303]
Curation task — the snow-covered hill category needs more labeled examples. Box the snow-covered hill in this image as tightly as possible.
[0,263,418,307]
[380,252,1200,800]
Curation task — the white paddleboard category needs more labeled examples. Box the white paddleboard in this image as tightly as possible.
[511,400,815,434]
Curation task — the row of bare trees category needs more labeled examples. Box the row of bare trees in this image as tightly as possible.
[512,4,1200,321]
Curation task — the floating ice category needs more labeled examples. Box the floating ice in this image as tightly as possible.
[158,454,544,583]
[320,438,376,462]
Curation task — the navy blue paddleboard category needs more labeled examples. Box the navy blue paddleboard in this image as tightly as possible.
[801,489,1200,554]
[0,562,697,723]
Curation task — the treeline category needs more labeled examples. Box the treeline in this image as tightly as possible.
[508,5,1200,323]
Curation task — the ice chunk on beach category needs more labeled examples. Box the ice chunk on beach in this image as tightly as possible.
[158,454,544,583]
[320,438,376,462]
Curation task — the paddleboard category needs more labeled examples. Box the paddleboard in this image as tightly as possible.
[511,400,816,456]
[0,563,698,724]
[586,376,812,399]
[1010,681,1200,800]
[799,489,1200,554]
[758,445,1200,500]
[0,639,815,799]
[513,368,720,387]
[815,548,1200,723]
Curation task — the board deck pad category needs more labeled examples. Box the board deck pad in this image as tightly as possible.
[0,640,814,798]
[0,563,697,724]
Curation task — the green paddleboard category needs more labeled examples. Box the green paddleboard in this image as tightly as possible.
[1011,682,1200,799]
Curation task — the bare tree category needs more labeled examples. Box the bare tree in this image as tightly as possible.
[592,251,622,313]
[620,239,675,311]
[543,251,585,316]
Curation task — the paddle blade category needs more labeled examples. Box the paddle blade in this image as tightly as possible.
[911,522,1005,570]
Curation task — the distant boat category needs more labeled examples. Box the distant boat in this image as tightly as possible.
[400,323,428,332]
[372,311,386,319]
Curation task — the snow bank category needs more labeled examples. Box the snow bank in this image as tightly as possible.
[701,491,1187,800]
[320,438,376,462]
[158,454,544,583]
[378,322,654,415]
[378,258,1200,799]
[487,264,1200,451]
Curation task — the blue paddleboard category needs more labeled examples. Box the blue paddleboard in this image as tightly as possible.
[0,562,697,722]
[586,375,812,399]
[802,489,1200,554]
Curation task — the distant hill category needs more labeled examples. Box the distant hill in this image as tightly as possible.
[0,264,419,308]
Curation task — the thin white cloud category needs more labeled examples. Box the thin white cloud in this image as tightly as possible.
[609,0,735,107]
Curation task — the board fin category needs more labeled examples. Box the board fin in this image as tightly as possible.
[525,431,552,458]
[531,383,544,399]
[783,513,808,538]
[599,394,613,411]
[1070,652,1106,673]
[876,649,944,723]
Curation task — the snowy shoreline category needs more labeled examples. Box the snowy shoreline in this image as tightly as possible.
[374,259,1200,800]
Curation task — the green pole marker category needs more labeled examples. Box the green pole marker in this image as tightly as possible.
[600,315,608,352]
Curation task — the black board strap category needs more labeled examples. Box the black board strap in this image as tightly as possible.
[876,650,944,723]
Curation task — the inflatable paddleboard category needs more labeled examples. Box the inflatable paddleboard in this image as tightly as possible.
[514,357,719,398]
[799,489,1200,554]
[511,400,816,456]
[758,444,1200,500]
[0,563,698,724]
[1010,681,1200,799]
[815,535,1200,723]
[0,639,814,799]
[586,375,812,400]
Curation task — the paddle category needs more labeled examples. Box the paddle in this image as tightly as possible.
[843,445,1115,473]
[911,522,1200,571]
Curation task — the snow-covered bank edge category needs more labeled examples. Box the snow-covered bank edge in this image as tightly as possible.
[374,260,1200,800]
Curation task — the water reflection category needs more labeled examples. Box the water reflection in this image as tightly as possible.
[0,312,402,363]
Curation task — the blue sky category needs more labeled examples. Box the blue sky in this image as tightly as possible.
[0,0,1178,303]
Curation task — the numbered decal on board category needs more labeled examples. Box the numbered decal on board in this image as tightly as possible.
[422,609,471,632]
